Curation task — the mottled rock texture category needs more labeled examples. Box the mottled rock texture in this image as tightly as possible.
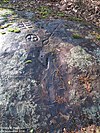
[0,8,100,132]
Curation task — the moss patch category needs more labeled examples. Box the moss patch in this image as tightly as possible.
[8,27,14,32]
[0,31,6,34]
[57,12,65,17]
[1,0,10,3]
[0,23,12,29]
[8,27,20,33]
[68,16,83,22]
[25,60,32,64]
[96,34,100,41]
[14,28,21,33]
[37,6,51,19]
[72,33,82,39]
[0,8,14,17]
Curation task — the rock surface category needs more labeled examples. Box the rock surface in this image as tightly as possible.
[0,8,100,132]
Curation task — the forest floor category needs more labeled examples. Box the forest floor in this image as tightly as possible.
[0,0,100,27]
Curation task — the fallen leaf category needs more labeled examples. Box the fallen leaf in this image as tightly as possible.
[68,81,71,85]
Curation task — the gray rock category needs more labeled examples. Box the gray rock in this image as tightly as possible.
[0,9,100,132]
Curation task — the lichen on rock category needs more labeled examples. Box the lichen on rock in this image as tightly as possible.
[93,48,100,62]
[66,46,93,70]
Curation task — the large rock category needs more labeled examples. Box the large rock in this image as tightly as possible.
[0,8,100,132]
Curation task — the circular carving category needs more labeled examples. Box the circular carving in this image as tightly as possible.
[25,34,39,42]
